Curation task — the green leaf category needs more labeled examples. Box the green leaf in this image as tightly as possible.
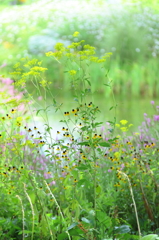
[67,222,78,231]
[28,192,36,204]
[57,232,68,240]
[92,122,103,127]
[77,141,89,146]
[76,164,91,170]
[80,126,88,131]
[36,109,43,115]
[140,234,158,240]
[109,106,114,111]
[81,217,91,224]
[114,225,130,234]
[98,142,110,147]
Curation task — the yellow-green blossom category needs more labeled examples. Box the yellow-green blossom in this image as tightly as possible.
[120,120,128,125]
[54,43,65,51]
[90,56,98,62]
[73,31,80,37]
[120,127,128,132]
[68,70,77,75]
[30,66,47,72]
[97,59,106,63]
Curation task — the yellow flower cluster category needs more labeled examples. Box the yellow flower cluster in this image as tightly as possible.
[116,120,133,132]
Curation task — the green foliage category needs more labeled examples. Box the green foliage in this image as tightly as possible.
[140,234,159,240]
[1,33,159,240]
[1,0,159,97]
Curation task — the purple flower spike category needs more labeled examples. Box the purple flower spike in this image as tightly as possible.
[154,115,159,121]
[150,100,155,105]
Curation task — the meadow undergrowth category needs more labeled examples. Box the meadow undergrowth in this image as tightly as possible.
[0,32,159,240]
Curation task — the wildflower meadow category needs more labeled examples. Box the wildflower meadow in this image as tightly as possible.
[0,31,159,240]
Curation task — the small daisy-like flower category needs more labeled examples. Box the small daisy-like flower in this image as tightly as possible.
[92,134,97,139]
[16,122,21,127]
[72,109,77,113]
[28,128,32,132]
[62,127,66,131]
[6,114,12,119]
[34,126,37,130]
[88,102,92,107]
[57,131,60,134]
[95,164,99,168]
[11,109,16,114]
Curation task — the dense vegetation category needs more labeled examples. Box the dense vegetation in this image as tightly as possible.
[0,0,159,97]
[0,1,159,239]
[0,32,159,239]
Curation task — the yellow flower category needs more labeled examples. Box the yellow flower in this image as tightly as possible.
[134,132,140,135]
[120,120,128,125]
[120,127,128,132]
[68,70,77,75]
[54,43,65,51]
[115,124,120,128]
[73,31,80,37]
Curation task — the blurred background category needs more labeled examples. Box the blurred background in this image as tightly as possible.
[0,0,159,130]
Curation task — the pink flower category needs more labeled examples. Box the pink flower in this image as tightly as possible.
[50,181,56,186]
[154,115,159,121]
[150,100,155,105]
[0,63,7,68]
[38,96,43,101]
